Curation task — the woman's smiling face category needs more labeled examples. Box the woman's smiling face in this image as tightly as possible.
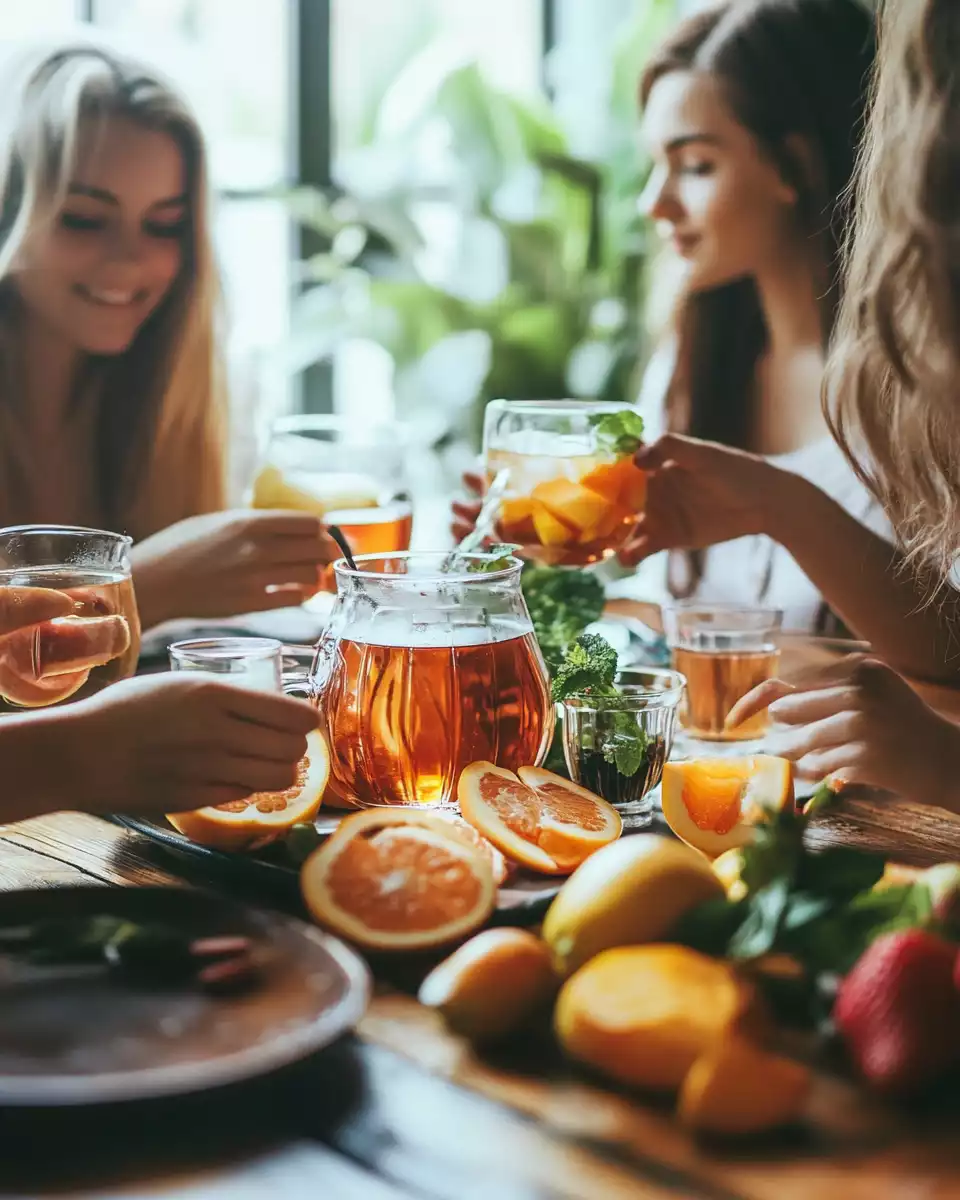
[13,115,188,355]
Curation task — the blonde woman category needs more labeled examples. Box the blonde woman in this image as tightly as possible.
[639,0,960,810]
[0,41,335,629]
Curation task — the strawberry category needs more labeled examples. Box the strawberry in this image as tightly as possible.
[834,930,960,1098]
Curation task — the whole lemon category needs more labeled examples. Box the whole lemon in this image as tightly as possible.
[542,834,724,977]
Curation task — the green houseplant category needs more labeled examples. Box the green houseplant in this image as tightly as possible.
[283,0,674,448]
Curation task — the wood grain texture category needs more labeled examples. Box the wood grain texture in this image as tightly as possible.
[360,993,960,1200]
[1,811,959,1198]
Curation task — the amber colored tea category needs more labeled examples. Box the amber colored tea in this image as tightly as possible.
[317,501,413,593]
[673,645,780,741]
[0,569,140,711]
[321,622,553,808]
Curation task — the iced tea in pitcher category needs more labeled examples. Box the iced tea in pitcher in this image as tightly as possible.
[0,526,140,710]
[314,552,553,808]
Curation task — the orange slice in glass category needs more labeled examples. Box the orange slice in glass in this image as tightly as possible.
[168,729,329,852]
[0,614,130,707]
[458,762,622,875]
[660,756,793,858]
[300,809,496,952]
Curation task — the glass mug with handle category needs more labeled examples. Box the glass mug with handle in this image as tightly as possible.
[249,414,413,595]
[663,603,783,742]
[482,399,647,567]
[0,524,140,711]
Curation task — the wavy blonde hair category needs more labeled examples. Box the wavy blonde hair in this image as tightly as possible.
[826,0,960,585]
[0,39,226,539]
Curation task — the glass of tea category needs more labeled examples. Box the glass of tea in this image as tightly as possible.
[250,414,412,594]
[561,668,685,821]
[482,399,647,566]
[663,603,783,742]
[0,525,140,710]
[169,637,284,694]
[313,551,554,808]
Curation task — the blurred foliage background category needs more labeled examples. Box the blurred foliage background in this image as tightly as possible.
[283,0,675,453]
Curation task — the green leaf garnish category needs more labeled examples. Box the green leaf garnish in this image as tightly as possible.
[672,776,937,996]
[551,633,651,781]
[463,543,521,573]
[522,564,605,673]
[589,409,645,456]
[551,633,618,701]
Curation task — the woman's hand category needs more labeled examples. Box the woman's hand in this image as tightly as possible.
[450,470,484,543]
[728,656,960,810]
[132,510,340,627]
[619,435,800,565]
[28,673,320,819]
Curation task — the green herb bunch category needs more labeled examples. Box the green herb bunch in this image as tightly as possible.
[550,633,650,778]
[676,784,933,979]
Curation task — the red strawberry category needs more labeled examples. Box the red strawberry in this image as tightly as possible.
[834,930,960,1098]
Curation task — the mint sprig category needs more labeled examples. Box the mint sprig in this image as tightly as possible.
[589,409,645,456]
[551,633,650,779]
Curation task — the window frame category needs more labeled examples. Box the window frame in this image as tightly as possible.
[78,0,554,413]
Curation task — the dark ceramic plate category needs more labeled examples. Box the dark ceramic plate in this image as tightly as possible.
[0,886,369,1106]
[113,813,569,920]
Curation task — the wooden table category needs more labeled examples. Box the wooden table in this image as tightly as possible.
[1,813,959,1199]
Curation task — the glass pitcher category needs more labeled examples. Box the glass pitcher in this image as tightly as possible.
[312,552,554,809]
[0,524,140,711]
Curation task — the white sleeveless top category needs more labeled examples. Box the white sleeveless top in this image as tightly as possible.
[608,347,893,633]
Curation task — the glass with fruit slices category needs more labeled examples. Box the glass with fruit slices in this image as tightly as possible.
[312,551,554,808]
[482,399,647,566]
[0,525,140,711]
[249,414,413,595]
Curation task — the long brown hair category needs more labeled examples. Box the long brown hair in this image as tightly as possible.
[641,0,875,600]
[0,39,227,539]
[826,0,960,588]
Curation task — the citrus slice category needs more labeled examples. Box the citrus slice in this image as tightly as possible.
[0,614,131,707]
[168,728,329,852]
[429,813,511,885]
[517,766,623,867]
[660,756,793,858]
[458,762,622,875]
[300,809,496,951]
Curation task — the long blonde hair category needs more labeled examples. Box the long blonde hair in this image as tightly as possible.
[0,39,227,539]
[826,0,960,585]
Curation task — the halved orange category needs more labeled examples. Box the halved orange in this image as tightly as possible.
[660,756,793,858]
[168,729,329,852]
[458,762,622,875]
[301,809,496,951]
[429,813,511,886]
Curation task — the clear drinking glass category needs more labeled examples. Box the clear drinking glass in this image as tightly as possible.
[482,399,647,566]
[561,668,685,820]
[169,637,284,694]
[0,524,140,711]
[312,551,554,809]
[663,603,783,742]
[250,414,413,593]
